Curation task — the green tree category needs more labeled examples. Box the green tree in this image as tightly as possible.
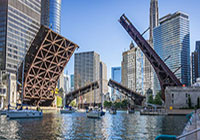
[121,99,128,109]
[114,101,121,109]
[154,91,162,105]
[148,94,154,104]
[104,101,112,108]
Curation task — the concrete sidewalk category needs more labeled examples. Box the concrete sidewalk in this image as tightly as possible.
[180,110,200,140]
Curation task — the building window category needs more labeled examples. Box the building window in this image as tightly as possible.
[172,94,174,98]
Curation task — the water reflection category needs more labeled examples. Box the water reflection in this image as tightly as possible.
[0,111,187,140]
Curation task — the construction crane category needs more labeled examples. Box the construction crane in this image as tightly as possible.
[119,14,182,100]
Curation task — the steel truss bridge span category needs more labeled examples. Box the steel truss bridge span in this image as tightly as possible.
[108,79,145,105]
[18,25,79,106]
[119,14,182,100]
[65,81,99,105]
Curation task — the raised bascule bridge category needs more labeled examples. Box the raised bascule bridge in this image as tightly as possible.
[65,81,99,106]
[118,14,182,101]
[107,14,183,105]
[18,25,79,106]
[108,79,145,106]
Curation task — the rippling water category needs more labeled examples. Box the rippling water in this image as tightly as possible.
[0,111,187,140]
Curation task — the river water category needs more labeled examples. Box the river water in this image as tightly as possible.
[0,111,187,140]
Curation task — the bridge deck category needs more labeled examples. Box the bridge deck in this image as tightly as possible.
[18,25,79,106]
[65,81,99,105]
[108,79,145,105]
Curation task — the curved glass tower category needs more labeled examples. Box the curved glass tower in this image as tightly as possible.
[41,0,61,33]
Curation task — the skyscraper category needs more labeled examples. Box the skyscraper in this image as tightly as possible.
[154,12,191,91]
[111,67,121,100]
[70,74,74,91]
[74,51,107,107]
[121,42,144,94]
[41,0,61,33]
[191,51,198,84]
[144,0,159,95]
[149,0,159,43]
[196,41,200,77]
[192,41,200,84]
[0,0,41,73]
[100,62,108,104]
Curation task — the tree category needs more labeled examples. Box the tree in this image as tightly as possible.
[148,94,154,104]
[104,101,112,108]
[121,99,128,109]
[154,91,162,105]
[114,101,121,109]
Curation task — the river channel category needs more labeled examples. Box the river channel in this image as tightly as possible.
[0,111,187,140]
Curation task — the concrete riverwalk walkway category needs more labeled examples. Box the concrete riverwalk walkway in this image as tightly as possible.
[180,110,200,140]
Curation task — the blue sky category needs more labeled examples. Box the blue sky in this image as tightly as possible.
[61,0,200,79]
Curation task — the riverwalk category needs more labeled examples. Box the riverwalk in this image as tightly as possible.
[140,109,193,116]
[179,110,200,140]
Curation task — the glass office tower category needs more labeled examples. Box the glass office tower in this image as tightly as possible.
[41,0,61,33]
[192,41,200,84]
[154,11,191,92]
[0,0,41,73]
[111,67,121,100]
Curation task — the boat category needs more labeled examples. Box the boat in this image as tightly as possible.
[0,110,7,115]
[109,108,117,114]
[100,110,105,116]
[86,85,101,118]
[127,109,135,114]
[60,107,75,113]
[6,54,43,119]
[87,108,101,118]
[7,109,43,119]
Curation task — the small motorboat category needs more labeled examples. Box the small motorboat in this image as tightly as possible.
[127,109,135,114]
[109,108,117,114]
[100,110,105,116]
[60,108,75,114]
[87,108,101,118]
[0,110,7,115]
[127,107,135,114]
[7,109,43,119]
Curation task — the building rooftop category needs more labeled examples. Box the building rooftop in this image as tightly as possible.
[159,11,189,25]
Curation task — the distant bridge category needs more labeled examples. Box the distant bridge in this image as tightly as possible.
[108,79,145,105]
[18,25,79,106]
[65,81,99,105]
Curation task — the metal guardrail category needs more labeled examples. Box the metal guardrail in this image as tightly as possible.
[176,128,200,139]
[155,111,200,140]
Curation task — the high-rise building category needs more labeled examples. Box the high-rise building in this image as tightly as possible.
[100,62,108,104]
[111,67,121,100]
[191,51,198,84]
[74,51,100,107]
[154,12,191,92]
[144,0,159,95]
[196,41,200,77]
[149,0,159,43]
[63,74,70,93]
[41,0,61,33]
[70,74,74,91]
[191,41,200,84]
[121,42,144,94]
[0,0,41,73]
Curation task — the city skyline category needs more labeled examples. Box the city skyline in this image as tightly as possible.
[61,0,200,79]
